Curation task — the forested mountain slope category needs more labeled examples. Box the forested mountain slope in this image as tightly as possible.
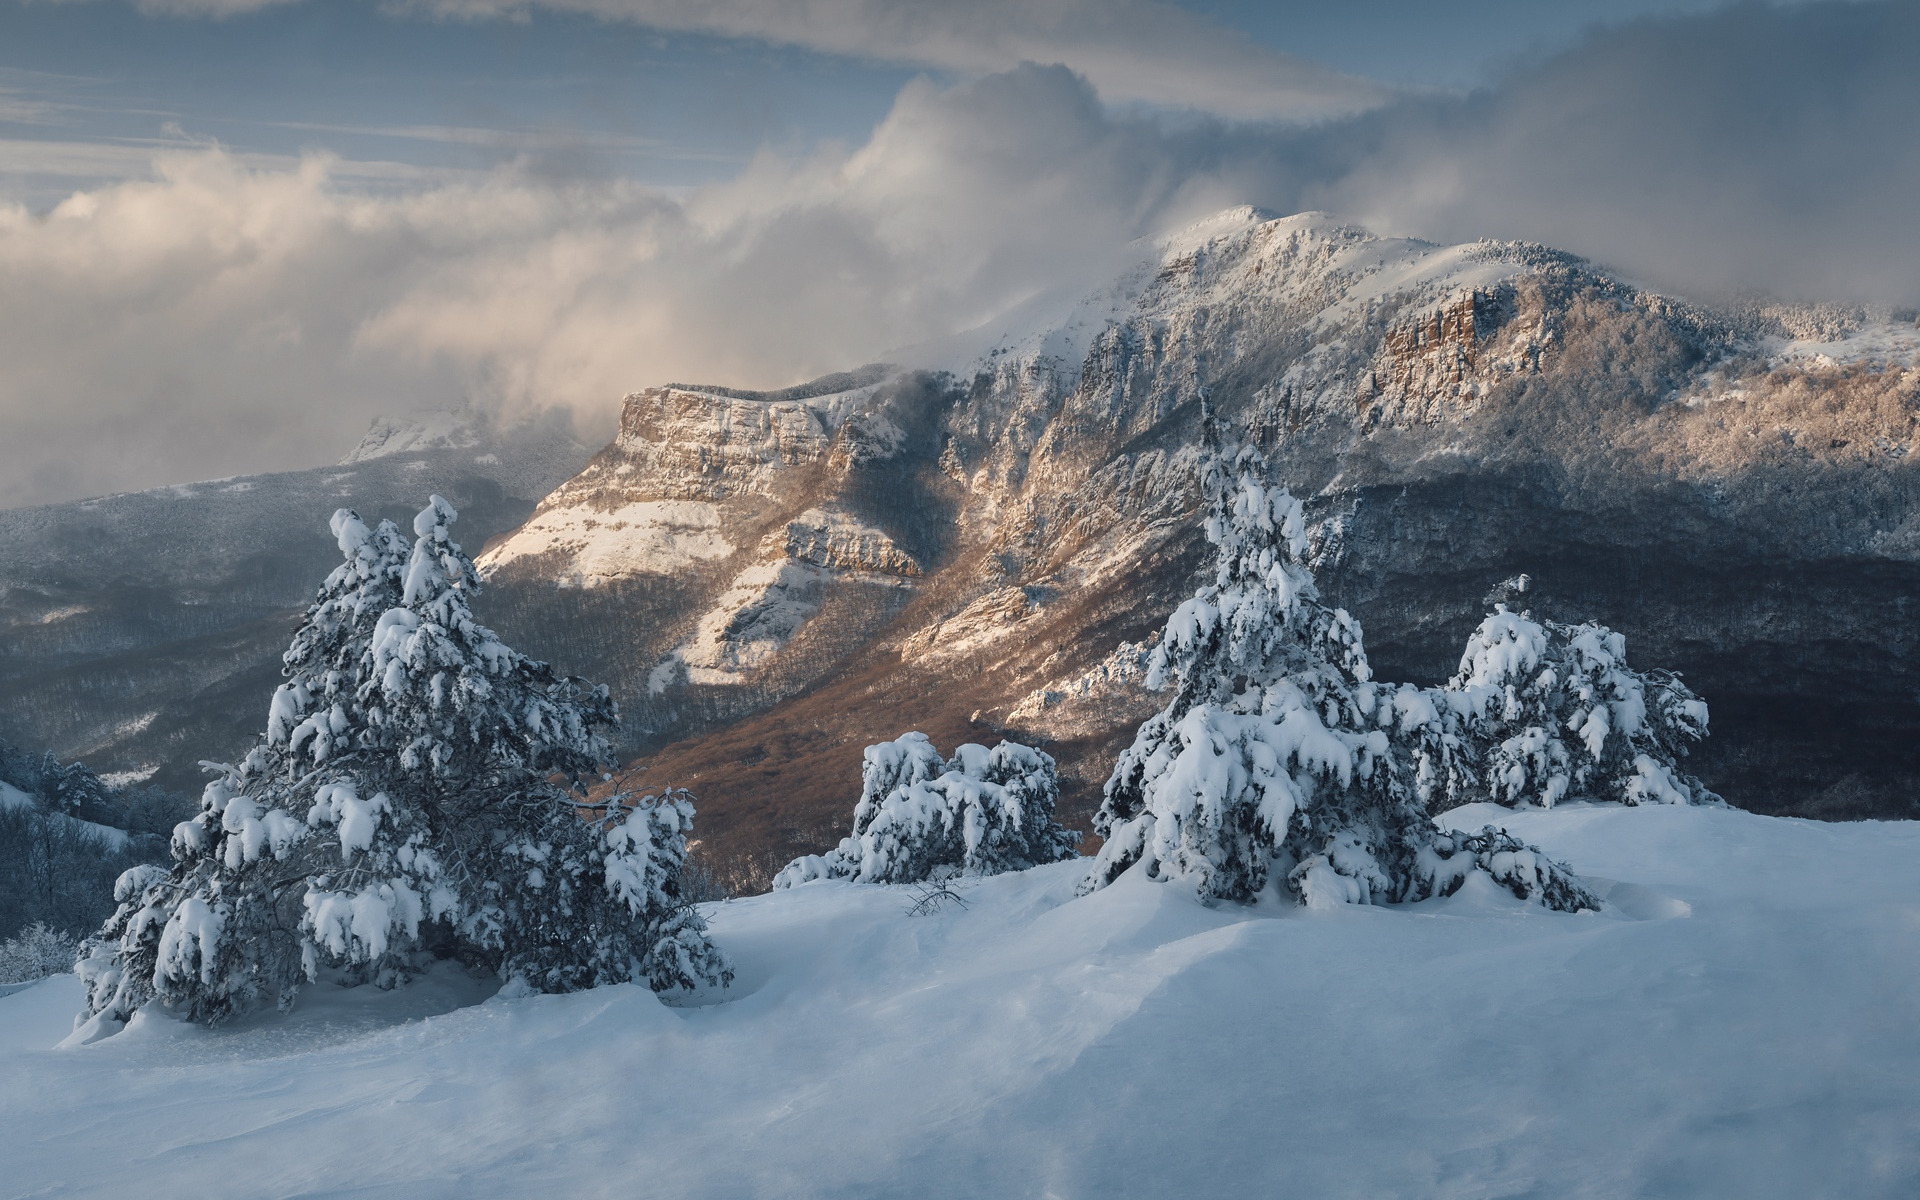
[0,411,593,798]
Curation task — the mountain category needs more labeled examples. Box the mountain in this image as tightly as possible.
[7,803,1919,1196]
[338,407,491,463]
[472,209,1920,880]
[9,209,1919,873]
[0,409,595,797]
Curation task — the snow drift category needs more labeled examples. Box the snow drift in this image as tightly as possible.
[2,803,1916,1198]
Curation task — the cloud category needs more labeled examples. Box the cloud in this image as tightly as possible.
[0,65,1298,508]
[0,154,493,507]
[115,0,1390,122]
[4,3,1918,510]
[264,122,714,158]
[1313,1,1920,307]
[0,136,471,185]
[127,0,299,15]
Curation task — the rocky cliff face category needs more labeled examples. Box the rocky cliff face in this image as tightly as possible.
[476,370,955,740]
[472,209,1920,880]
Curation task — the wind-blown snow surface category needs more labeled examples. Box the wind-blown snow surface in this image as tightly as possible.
[3,805,1917,1198]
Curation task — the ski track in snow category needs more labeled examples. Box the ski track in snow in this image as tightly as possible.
[3,804,1918,1198]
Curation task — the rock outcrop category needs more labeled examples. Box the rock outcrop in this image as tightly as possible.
[477,373,954,740]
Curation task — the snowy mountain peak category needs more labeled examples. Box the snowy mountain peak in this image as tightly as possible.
[1150,204,1281,255]
[340,407,487,464]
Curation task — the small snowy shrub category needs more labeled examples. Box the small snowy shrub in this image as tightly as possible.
[76,498,730,1034]
[774,733,1080,887]
[0,922,81,983]
[1448,606,1715,808]
[1405,826,1600,910]
[903,880,970,916]
[1082,451,1595,913]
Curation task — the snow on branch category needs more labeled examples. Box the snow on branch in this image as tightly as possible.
[1447,606,1716,809]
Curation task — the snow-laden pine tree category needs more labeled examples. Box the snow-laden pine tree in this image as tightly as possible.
[1448,606,1715,808]
[77,498,728,1034]
[70,509,409,1028]
[1081,451,1595,911]
[773,732,1080,887]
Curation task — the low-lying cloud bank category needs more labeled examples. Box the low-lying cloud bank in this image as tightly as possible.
[3,1,1916,508]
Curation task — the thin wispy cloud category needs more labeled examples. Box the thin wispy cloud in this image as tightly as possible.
[0,67,136,127]
[0,136,479,184]
[127,0,298,14]
[0,92,65,125]
[0,137,172,177]
[104,0,1393,121]
[266,121,748,163]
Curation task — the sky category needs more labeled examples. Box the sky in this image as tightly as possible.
[1,0,1914,508]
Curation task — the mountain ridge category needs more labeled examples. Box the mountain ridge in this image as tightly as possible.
[470,209,1920,880]
[7,209,1920,874]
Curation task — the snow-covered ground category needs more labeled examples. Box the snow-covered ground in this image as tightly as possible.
[4,804,1917,1198]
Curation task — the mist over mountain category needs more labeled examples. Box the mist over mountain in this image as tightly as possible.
[3,3,1916,510]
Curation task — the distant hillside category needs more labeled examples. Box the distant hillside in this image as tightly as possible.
[0,409,594,798]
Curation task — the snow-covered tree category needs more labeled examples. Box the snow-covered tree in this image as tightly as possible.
[75,508,415,1027]
[76,498,729,1035]
[774,732,1080,887]
[1448,606,1715,808]
[1081,452,1595,912]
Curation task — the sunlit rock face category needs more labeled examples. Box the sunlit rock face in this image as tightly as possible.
[475,370,949,742]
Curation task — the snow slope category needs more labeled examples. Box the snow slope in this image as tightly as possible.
[0,780,33,811]
[3,805,1916,1198]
